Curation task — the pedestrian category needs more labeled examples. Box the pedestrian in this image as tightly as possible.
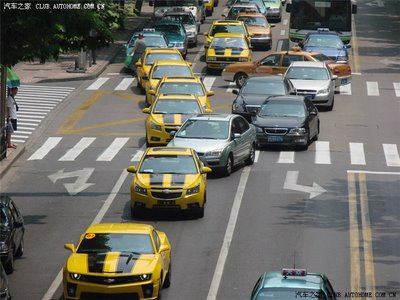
[130,33,146,76]
[6,87,19,149]
[88,29,98,65]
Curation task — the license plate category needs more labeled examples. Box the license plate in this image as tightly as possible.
[267,136,283,143]
[341,78,349,85]
[157,200,176,206]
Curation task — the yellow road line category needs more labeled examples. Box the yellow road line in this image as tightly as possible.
[359,173,376,298]
[351,14,361,74]
[348,172,361,292]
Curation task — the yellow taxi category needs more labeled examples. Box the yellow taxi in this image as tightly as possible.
[203,20,251,48]
[236,12,274,49]
[127,147,212,218]
[135,48,184,94]
[147,76,215,109]
[143,93,212,147]
[63,223,171,300]
[142,60,194,106]
[203,0,214,16]
[222,47,352,87]
[206,33,251,73]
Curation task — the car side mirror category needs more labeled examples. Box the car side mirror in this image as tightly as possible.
[169,130,177,138]
[233,133,241,139]
[142,107,150,114]
[135,62,141,67]
[222,13,226,17]
[232,89,239,95]
[159,244,170,252]
[207,91,215,96]
[202,166,212,173]
[149,90,156,95]
[64,243,75,252]
[142,75,148,80]
[149,0,154,6]
[126,166,137,173]
[298,41,304,48]
[310,110,318,116]
[332,75,338,81]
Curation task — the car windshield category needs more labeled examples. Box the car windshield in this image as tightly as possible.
[158,82,205,96]
[152,65,193,79]
[211,25,246,36]
[255,288,327,300]
[145,53,182,65]
[259,100,305,118]
[306,35,344,48]
[210,37,248,49]
[237,16,268,27]
[286,67,329,80]
[77,233,154,254]
[153,99,202,114]
[163,14,195,25]
[144,36,168,48]
[242,80,286,95]
[310,53,332,62]
[155,24,182,34]
[177,120,229,139]
[139,155,198,174]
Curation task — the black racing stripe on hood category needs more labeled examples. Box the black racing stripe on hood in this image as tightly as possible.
[117,253,140,273]
[230,49,242,55]
[88,253,107,273]
[150,174,164,185]
[215,49,227,55]
[171,174,186,186]
[163,114,175,124]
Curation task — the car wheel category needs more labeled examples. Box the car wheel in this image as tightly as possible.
[194,204,205,218]
[163,263,171,288]
[156,278,163,299]
[130,206,141,218]
[4,248,14,274]
[235,73,248,88]
[224,155,233,176]
[298,133,310,151]
[15,238,24,257]
[214,0,218,6]
[245,144,256,165]
[313,122,320,141]
[328,97,334,111]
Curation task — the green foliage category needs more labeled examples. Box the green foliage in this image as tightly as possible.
[0,0,126,66]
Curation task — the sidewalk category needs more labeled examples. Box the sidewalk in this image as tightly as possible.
[0,7,153,178]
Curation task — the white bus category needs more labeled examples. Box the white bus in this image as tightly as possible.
[150,0,206,26]
[286,0,357,45]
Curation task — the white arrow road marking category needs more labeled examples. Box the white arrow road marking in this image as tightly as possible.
[48,168,95,196]
[283,171,326,199]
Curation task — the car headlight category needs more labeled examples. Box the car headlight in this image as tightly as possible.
[187,184,200,195]
[134,183,147,195]
[139,274,152,281]
[232,102,245,112]
[317,88,330,94]
[204,149,223,157]
[150,122,162,131]
[288,128,307,135]
[207,56,216,61]
[255,126,264,133]
[239,57,248,62]
[70,273,82,280]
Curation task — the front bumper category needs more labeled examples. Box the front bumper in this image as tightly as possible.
[267,11,281,19]
[250,37,272,47]
[146,126,178,146]
[256,132,308,147]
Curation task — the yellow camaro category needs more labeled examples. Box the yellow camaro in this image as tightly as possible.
[148,76,215,110]
[127,147,212,218]
[142,60,194,106]
[63,223,171,300]
[143,93,212,147]
[135,48,184,94]
[203,20,251,48]
[206,33,252,73]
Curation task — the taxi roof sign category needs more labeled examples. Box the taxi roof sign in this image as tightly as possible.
[281,268,307,277]
[143,28,156,32]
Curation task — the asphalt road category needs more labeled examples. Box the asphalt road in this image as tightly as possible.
[2,1,400,300]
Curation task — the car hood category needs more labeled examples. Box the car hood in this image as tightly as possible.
[234,94,276,105]
[164,33,185,43]
[253,116,305,128]
[151,113,192,125]
[289,79,330,89]
[66,252,157,274]
[136,173,199,188]
[169,138,229,153]
[208,47,248,56]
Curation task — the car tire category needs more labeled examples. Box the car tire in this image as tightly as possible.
[245,144,256,165]
[4,248,14,274]
[313,122,320,141]
[15,238,24,257]
[328,97,334,111]
[156,278,163,299]
[163,263,171,288]
[130,206,141,218]
[194,204,205,218]
[235,72,248,88]
[214,0,218,6]
[224,155,233,176]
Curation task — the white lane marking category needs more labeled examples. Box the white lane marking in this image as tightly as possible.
[18,118,42,123]
[19,105,54,110]
[203,76,216,91]
[277,39,284,51]
[383,144,400,167]
[28,137,62,160]
[283,19,288,25]
[58,137,96,161]
[255,150,260,163]
[13,130,32,135]
[280,29,285,36]
[393,83,400,97]
[226,82,236,93]
[349,143,366,165]
[19,108,52,113]
[96,138,130,161]
[11,139,25,143]
[114,78,135,90]
[348,170,400,175]
[18,122,39,126]
[17,114,45,119]
[315,141,331,164]
[278,151,295,163]
[86,77,109,90]
[12,134,29,139]
[17,126,35,131]
[340,83,352,95]
[42,169,129,300]
[20,84,75,90]
[192,46,205,69]
[366,81,379,96]
[17,93,67,98]
[16,99,61,104]
[18,90,71,96]
[207,166,251,300]
[17,111,48,115]
[131,144,146,161]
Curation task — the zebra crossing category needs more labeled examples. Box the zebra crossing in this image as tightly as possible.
[27,136,400,167]
[86,75,400,97]
[12,85,75,144]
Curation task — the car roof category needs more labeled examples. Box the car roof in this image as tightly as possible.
[306,31,340,37]
[145,48,181,54]
[134,30,165,37]
[262,271,325,290]
[189,113,236,121]
[212,20,245,25]
[289,61,326,68]
[146,147,194,156]
[85,223,154,234]
[156,93,198,100]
